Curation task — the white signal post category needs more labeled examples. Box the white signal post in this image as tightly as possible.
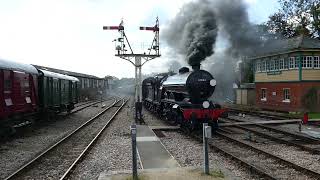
[103,18,160,123]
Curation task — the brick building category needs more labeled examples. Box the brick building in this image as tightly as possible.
[250,35,320,112]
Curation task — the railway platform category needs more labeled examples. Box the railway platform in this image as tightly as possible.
[135,125,180,169]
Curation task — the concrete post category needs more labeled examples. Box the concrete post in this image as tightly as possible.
[203,123,211,174]
[131,125,138,180]
[134,58,138,123]
[135,57,142,122]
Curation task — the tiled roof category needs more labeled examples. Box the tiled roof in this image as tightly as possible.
[250,35,320,59]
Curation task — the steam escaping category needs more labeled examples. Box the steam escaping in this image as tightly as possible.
[163,0,218,66]
[212,0,262,56]
[164,0,264,102]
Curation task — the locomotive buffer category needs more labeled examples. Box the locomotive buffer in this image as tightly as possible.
[103,18,160,122]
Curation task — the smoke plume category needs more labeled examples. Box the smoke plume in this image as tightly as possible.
[163,0,218,66]
[164,0,264,102]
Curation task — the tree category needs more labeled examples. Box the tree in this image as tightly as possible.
[267,12,297,38]
[266,0,320,38]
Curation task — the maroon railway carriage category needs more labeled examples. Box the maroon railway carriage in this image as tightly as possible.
[0,59,39,126]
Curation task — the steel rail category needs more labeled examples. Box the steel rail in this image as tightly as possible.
[70,100,105,114]
[224,116,320,143]
[221,117,320,154]
[189,133,277,180]
[60,98,128,180]
[215,130,320,179]
[4,97,120,180]
[227,108,291,120]
[74,100,95,108]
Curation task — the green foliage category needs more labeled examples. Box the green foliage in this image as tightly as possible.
[309,112,320,119]
[302,87,320,112]
[266,0,320,38]
[210,170,225,178]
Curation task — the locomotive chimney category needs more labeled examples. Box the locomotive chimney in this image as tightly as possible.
[191,64,201,71]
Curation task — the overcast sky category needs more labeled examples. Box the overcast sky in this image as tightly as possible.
[0,0,279,78]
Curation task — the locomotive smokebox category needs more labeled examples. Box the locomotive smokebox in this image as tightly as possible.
[191,64,201,71]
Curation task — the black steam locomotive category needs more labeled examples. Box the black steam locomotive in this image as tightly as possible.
[142,64,227,131]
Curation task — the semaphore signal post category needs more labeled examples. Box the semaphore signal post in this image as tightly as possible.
[103,18,160,123]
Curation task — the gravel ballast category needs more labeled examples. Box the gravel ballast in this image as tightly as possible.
[141,109,259,180]
[0,98,115,179]
[69,98,137,180]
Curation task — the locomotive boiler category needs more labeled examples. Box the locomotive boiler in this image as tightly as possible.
[142,64,227,131]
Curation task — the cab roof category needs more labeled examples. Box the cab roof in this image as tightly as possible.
[0,58,39,74]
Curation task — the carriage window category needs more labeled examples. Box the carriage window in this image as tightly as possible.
[22,80,29,88]
[4,80,12,90]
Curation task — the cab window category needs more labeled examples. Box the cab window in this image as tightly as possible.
[4,79,12,90]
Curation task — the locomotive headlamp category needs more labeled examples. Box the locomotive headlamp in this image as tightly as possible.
[210,79,216,86]
[202,101,210,108]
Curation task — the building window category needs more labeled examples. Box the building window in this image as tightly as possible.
[302,56,313,68]
[261,60,266,72]
[284,58,289,69]
[275,59,279,70]
[279,59,284,70]
[270,60,275,71]
[289,57,295,69]
[314,56,319,69]
[261,88,267,101]
[256,60,261,72]
[283,88,290,102]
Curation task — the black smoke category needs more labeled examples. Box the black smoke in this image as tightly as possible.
[164,0,265,103]
[163,0,218,66]
[212,0,262,56]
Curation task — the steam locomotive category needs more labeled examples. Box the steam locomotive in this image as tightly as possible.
[142,64,227,131]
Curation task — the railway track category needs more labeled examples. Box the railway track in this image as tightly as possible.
[227,108,293,120]
[73,96,113,109]
[70,99,106,114]
[4,97,128,180]
[74,100,96,108]
[221,117,320,154]
[188,131,320,179]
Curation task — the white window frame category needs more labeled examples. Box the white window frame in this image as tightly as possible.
[283,88,290,103]
[314,56,320,69]
[302,56,313,68]
[256,60,261,72]
[275,59,279,70]
[307,56,313,68]
[261,88,267,101]
[261,60,266,72]
[270,60,275,71]
[279,59,284,70]
[289,57,295,69]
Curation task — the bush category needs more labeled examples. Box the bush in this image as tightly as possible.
[302,87,320,112]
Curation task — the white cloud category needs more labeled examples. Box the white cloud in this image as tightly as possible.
[0,0,277,78]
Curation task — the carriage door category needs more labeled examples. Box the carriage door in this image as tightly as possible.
[3,70,13,113]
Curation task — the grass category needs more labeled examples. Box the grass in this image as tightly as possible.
[125,175,148,180]
[201,170,225,178]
